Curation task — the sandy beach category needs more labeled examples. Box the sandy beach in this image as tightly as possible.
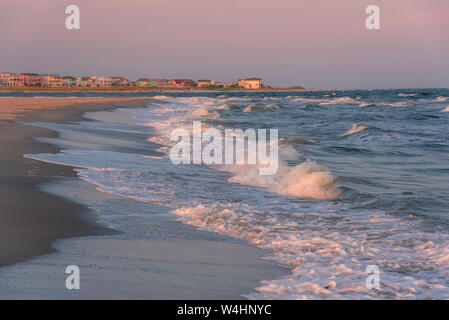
[0,96,286,299]
[0,97,158,266]
[0,97,157,121]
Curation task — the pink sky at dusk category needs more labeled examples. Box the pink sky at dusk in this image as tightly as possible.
[1,0,448,88]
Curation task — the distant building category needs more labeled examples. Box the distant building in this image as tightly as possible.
[63,76,77,87]
[22,73,43,86]
[0,73,25,86]
[94,77,112,87]
[147,79,169,87]
[76,77,93,87]
[0,73,13,86]
[238,78,263,89]
[135,78,169,87]
[224,81,239,88]
[197,80,224,88]
[136,78,150,87]
[110,76,129,86]
[197,80,213,88]
[13,74,25,86]
[42,74,64,87]
[170,79,195,87]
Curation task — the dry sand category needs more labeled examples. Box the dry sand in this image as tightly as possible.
[0,97,154,121]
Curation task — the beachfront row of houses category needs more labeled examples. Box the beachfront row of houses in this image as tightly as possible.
[0,73,264,89]
[0,73,130,88]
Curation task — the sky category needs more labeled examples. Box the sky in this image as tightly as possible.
[1,0,448,89]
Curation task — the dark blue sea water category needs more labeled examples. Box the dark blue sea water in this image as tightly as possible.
[10,88,449,299]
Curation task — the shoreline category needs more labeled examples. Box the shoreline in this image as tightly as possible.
[0,97,159,266]
[0,97,160,121]
[0,96,287,298]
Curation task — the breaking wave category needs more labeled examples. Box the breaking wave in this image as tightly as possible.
[398,93,418,97]
[224,160,342,200]
[342,123,370,136]
[319,97,361,106]
[243,104,264,112]
[280,137,315,145]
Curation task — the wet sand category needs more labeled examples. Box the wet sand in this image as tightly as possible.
[0,97,158,266]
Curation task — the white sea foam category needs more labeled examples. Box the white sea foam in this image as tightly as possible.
[319,97,361,106]
[291,97,326,104]
[223,160,341,200]
[441,106,449,112]
[243,103,280,112]
[342,123,370,136]
[172,202,449,299]
[398,93,418,97]
[280,137,315,145]
[192,107,220,118]
[243,104,264,112]
[360,101,410,108]
[437,96,448,102]
[377,101,410,107]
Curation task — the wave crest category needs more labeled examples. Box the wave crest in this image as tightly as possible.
[342,123,370,136]
[243,104,264,112]
[226,161,342,200]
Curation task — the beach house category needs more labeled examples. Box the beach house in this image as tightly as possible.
[197,80,224,88]
[197,80,213,88]
[110,77,129,86]
[42,74,64,87]
[62,76,77,87]
[22,73,43,86]
[76,77,93,87]
[0,73,25,86]
[224,81,239,88]
[238,78,263,89]
[170,79,196,88]
[136,78,150,87]
[94,77,112,87]
[148,79,169,87]
[0,73,13,86]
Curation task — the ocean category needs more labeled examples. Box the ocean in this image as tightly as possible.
[9,89,449,299]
